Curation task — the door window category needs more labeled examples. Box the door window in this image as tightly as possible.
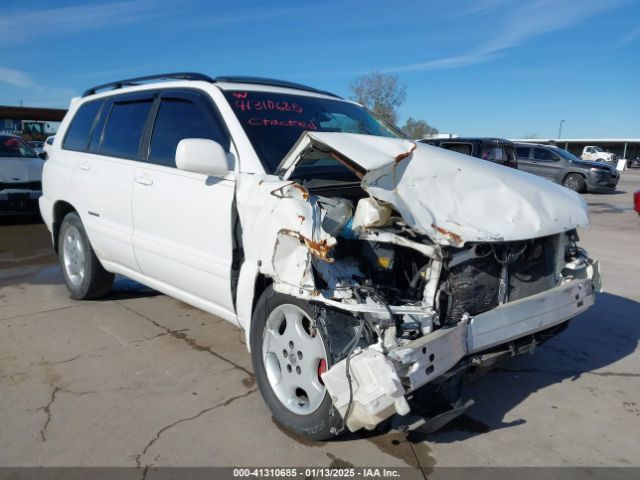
[63,100,103,152]
[442,143,473,156]
[482,147,505,162]
[533,147,557,162]
[100,99,154,159]
[516,146,530,158]
[148,97,229,168]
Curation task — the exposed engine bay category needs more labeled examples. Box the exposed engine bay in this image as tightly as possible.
[236,133,600,433]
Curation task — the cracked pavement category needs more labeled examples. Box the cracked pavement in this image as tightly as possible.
[0,172,639,470]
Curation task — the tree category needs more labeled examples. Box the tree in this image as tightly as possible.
[349,71,406,125]
[401,117,439,139]
[524,133,538,139]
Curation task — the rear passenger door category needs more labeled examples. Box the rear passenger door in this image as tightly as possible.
[68,93,155,272]
[515,146,536,175]
[131,89,237,317]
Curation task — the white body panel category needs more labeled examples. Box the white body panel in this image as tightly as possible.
[131,162,236,316]
[71,152,138,272]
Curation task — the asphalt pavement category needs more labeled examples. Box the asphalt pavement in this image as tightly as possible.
[1,171,638,472]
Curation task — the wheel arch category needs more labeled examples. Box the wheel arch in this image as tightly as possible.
[235,261,273,352]
[52,200,78,253]
[563,170,587,182]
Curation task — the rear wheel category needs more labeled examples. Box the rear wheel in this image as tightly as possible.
[563,173,586,193]
[58,212,114,299]
[250,286,358,440]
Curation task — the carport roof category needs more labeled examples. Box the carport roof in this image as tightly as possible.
[0,105,67,122]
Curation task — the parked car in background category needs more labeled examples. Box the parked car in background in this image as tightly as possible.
[420,137,518,168]
[515,143,619,193]
[43,136,55,159]
[581,145,617,165]
[634,191,640,215]
[40,73,599,440]
[1,134,45,215]
[28,141,45,155]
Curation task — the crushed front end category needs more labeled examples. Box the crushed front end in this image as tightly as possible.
[238,133,600,433]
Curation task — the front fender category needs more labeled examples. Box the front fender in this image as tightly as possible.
[235,260,260,352]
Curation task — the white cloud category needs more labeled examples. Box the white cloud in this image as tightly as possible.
[620,26,640,45]
[385,0,624,72]
[0,1,162,44]
[0,67,34,87]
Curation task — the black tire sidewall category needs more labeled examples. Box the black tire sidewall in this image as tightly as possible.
[250,286,341,440]
[564,174,585,193]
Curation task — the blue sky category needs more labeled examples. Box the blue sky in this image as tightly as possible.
[1,0,639,138]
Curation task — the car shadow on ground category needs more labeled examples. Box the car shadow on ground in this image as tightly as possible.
[409,292,640,443]
[587,190,626,196]
[103,275,161,300]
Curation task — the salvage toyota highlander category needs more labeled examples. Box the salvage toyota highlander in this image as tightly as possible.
[39,73,600,440]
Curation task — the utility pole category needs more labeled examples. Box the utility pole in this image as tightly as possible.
[558,119,565,139]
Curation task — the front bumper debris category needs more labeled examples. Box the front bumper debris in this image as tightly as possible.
[322,263,599,432]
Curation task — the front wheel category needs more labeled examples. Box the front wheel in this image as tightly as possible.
[563,173,586,193]
[58,212,114,300]
[250,286,355,440]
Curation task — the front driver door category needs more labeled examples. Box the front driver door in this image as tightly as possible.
[131,89,237,318]
[532,147,563,182]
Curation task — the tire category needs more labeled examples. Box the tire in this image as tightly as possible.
[563,173,586,193]
[250,286,363,441]
[58,212,114,300]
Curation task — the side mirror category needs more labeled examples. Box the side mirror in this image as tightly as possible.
[38,152,48,160]
[175,138,229,176]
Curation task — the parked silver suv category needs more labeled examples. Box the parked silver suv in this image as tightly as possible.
[516,143,619,193]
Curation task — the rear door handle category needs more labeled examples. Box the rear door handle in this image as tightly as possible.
[135,175,153,186]
[79,161,90,171]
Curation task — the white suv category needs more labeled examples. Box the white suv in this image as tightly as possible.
[40,73,600,440]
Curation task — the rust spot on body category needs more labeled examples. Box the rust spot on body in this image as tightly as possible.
[270,182,309,201]
[291,183,309,200]
[431,224,463,246]
[302,237,334,262]
[279,229,335,262]
[395,142,417,163]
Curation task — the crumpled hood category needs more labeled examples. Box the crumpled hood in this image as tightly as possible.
[0,157,44,184]
[280,132,589,246]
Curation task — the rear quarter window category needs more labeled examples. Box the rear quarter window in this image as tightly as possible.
[62,100,103,152]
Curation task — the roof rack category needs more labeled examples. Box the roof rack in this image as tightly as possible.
[82,72,341,99]
[214,76,341,98]
[82,72,215,97]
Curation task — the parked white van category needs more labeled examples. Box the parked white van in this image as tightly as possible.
[40,73,600,439]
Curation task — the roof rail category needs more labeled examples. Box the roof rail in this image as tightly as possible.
[82,72,215,97]
[81,72,341,99]
[214,76,341,98]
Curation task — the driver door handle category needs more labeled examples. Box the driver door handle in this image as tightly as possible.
[78,161,90,171]
[135,175,153,186]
